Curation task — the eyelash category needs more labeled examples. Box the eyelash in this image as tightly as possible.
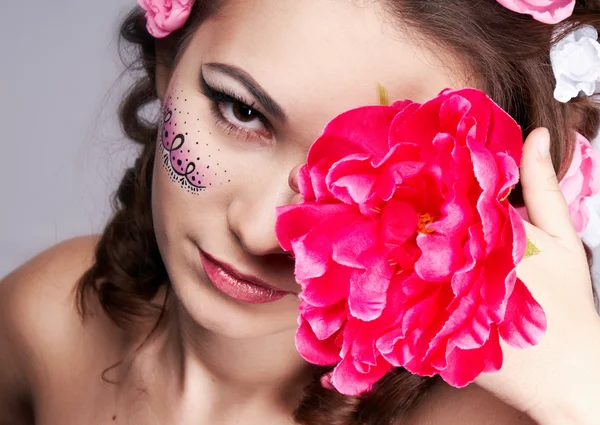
[200,75,272,140]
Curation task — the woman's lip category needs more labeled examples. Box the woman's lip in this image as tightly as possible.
[201,251,287,292]
[199,250,290,304]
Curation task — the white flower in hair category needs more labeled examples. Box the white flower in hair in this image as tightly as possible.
[550,25,600,103]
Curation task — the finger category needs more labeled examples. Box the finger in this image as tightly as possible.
[519,128,578,244]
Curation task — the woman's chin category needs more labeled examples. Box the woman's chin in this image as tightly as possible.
[169,273,300,340]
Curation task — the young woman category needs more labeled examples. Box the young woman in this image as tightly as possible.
[1,1,600,424]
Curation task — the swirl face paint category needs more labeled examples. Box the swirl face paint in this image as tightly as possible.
[158,90,228,193]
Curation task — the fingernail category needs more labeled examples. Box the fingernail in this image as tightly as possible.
[537,128,550,159]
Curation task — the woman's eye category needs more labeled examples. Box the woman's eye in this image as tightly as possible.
[219,101,267,132]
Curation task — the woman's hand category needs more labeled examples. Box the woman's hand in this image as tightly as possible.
[475,128,600,425]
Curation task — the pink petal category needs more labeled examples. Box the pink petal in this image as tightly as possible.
[300,301,347,340]
[439,93,478,139]
[292,211,360,282]
[348,251,393,321]
[297,165,316,201]
[509,205,527,264]
[388,95,445,148]
[296,317,341,366]
[381,200,419,246]
[480,250,518,321]
[483,89,524,165]
[332,220,379,269]
[275,203,353,252]
[310,158,337,202]
[468,138,502,253]
[330,173,376,205]
[495,0,575,24]
[331,353,391,396]
[427,285,486,355]
[498,278,547,348]
[495,152,520,199]
[415,234,462,282]
[308,107,399,165]
[301,262,352,307]
[438,327,503,388]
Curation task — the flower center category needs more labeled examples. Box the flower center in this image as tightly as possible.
[417,213,435,234]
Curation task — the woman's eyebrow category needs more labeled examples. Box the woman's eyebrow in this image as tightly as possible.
[204,62,288,122]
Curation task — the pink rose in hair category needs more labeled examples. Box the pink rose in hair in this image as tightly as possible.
[495,0,575,24]
[561,134,600,234]
[276,88,546,395]
[138,0,193,38]
[517,134,600,235]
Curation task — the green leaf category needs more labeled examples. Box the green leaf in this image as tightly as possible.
[524,238,541,258]
[378,84,389,106]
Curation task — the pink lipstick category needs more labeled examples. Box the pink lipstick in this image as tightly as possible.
[199,251,289,304]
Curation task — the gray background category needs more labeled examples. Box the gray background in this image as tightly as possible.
[0,0,137,277]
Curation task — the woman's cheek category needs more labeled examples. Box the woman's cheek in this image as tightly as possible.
[158,89,231,194]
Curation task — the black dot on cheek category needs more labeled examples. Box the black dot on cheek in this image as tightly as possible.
[206,165,210,169]
[177,160,182,166]
[192,176,195,181]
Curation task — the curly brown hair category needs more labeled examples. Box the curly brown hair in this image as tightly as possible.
[78,1,600,424]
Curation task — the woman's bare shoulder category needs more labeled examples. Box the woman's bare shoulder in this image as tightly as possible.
[402,381,536,425]
[0,236,129,422]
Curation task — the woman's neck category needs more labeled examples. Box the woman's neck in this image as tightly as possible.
[173,296,312,392]
[120,292,313,423]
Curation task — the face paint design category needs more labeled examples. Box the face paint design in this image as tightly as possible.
[158,92,216,193]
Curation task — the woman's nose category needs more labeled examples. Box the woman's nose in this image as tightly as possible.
[227,164,305,257]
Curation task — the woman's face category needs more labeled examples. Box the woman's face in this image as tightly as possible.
[152,0,466,339]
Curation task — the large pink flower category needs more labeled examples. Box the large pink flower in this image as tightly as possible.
[276,88,547,396]
[138,0,193,38]
[495,0,575,24]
